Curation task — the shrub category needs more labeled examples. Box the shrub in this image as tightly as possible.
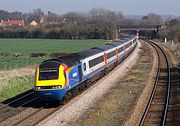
[50,52,69,57]
[12,53,23,57]
[30,53,48,57]
[0,53,11,57]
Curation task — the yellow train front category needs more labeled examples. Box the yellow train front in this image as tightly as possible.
[34,60,69,101]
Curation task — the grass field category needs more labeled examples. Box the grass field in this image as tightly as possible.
[0,76,34,101]
[0,39,108,70]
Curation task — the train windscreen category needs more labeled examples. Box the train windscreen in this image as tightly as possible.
[39,69,59,80]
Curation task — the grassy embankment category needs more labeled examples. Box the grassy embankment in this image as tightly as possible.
[163,42,180,66]
[0,39,108,101]
[0,76,33,100]
[78,42,153,126]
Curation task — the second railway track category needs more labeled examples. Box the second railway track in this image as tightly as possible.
[139,40,171,126]
[0,90,38,123]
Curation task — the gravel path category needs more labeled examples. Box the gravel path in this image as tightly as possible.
[38,41,141,126]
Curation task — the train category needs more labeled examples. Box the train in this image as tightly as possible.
[34,35,138,101]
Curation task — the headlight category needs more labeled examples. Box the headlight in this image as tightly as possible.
[35,86,42,90]
[34,85,62,90]
[52,85,62,89]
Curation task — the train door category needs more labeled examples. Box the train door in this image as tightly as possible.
[78,65,82,82]
[81,59,89,77]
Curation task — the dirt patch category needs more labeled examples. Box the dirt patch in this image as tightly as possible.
[0,65,36,81]
[123,41,157,126]
[160,42,179,65]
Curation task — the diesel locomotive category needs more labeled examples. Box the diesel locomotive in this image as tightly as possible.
[34,35,138,101]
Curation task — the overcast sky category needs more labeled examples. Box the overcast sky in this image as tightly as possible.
[0,0,179,16]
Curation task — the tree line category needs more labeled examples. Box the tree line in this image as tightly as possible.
[0,21,116,39]
[1,8,179,42]
[0,8,124,39]
[159,18,180,42]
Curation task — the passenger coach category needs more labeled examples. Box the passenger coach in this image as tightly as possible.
[34,35,138,101]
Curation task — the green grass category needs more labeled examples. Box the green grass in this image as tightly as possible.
[0,56,48,70]
[0,39,108,70]
[0,39,108,54]
[0,76,34,101]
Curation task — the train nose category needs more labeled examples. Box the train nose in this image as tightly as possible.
[36,90,62,101]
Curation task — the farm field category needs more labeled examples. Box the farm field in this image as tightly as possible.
[0,39,109,70]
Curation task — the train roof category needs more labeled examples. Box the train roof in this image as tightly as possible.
[107,42,123,47]
[56,53,80,67]
[40,60,61,69]
[123,38,130,41]
[40,36,136,68]
[42,53,80,67]
[112,39,125,43]
[94,44,115,51]
[78,48,103,58]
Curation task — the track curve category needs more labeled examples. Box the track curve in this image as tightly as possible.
[139,40,171,126]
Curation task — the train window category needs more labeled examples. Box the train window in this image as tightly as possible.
[39,69,59,80]
[130,41,133,46]
[118,47,124,53]
[83,63,86,71]
[107,50,116,59]
[89,56,104,68]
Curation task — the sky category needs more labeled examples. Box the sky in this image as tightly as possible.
[0,0,179,16]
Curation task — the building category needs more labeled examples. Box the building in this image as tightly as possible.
[30,20,38,26]
[0,20,5,27]
[8,20,25,26]
[0,19,25,27]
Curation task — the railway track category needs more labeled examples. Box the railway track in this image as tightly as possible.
[0,90,38,123]
[0,74,105,125]
[4,74,110,126]
[139,41,171,126]
[0,74,105,126]
[10,102,61,126]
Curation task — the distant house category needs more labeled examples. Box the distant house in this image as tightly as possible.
[7,20,25,26]
[0,19,25,27]
[30,20,38,26]
[0,20,5,27]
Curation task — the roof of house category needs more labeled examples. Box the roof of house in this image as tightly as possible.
[8,20,24,25]
[30,20,38,26]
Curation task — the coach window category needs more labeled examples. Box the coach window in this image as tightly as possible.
[83,63,86,71]
[118,47,124,53]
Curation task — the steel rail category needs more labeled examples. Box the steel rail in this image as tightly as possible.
[152,42,171,126]
[139,41,160,126]
[139,40,171,126]
[0,90,34,109]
